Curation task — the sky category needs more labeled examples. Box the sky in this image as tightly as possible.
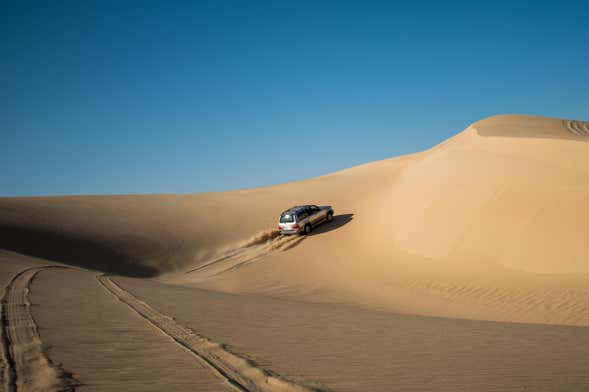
[2,1,588,196]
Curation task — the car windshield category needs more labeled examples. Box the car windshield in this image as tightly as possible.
[280,213,295,223]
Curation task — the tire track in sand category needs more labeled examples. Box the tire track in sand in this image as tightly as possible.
[564,119,589,136]
[0,287,10,392]
[0,267,77,392]
[97,275,325,392]
[186,230,305,280]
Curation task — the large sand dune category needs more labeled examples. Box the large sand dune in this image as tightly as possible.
[4,114,588,324]
[2,114,589,391]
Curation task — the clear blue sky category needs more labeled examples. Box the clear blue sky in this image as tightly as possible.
[2,1,588,196]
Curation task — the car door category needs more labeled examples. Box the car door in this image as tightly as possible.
[308,206,322,226]
[295,210,307,227]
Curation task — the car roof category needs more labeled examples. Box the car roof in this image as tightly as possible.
[281,205,313,215]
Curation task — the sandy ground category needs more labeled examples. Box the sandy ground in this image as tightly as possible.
[31,267,235,392]
[0,252,46,392]
[116,275,589,392]
[2,114,589,391]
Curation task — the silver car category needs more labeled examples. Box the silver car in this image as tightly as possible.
[278,205,334,235]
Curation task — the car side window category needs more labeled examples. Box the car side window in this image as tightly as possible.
[298,212,308,220]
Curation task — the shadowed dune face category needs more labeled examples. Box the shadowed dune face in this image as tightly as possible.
[0,167,383,276]
[3,114,589,325]
[0,225,159,277]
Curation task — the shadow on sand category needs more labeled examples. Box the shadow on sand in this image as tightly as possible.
[309,213,354,236]
[0,225,159,277]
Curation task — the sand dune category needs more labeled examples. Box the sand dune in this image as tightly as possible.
[174,114,589,326]
[3,115,589,326]
[2,114,589,391]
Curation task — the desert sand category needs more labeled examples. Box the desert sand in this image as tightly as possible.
[2,114,589,391]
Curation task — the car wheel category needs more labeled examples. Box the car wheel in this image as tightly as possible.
[303,224,312,235]
[326,212,333,222]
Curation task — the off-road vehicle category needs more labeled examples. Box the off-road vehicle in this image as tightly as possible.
[278,205,334,235]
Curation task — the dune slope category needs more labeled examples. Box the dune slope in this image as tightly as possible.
[181,114,589,325]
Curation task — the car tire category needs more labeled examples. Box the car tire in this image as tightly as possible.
[326,212,333,222]
[303,224,312,235]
